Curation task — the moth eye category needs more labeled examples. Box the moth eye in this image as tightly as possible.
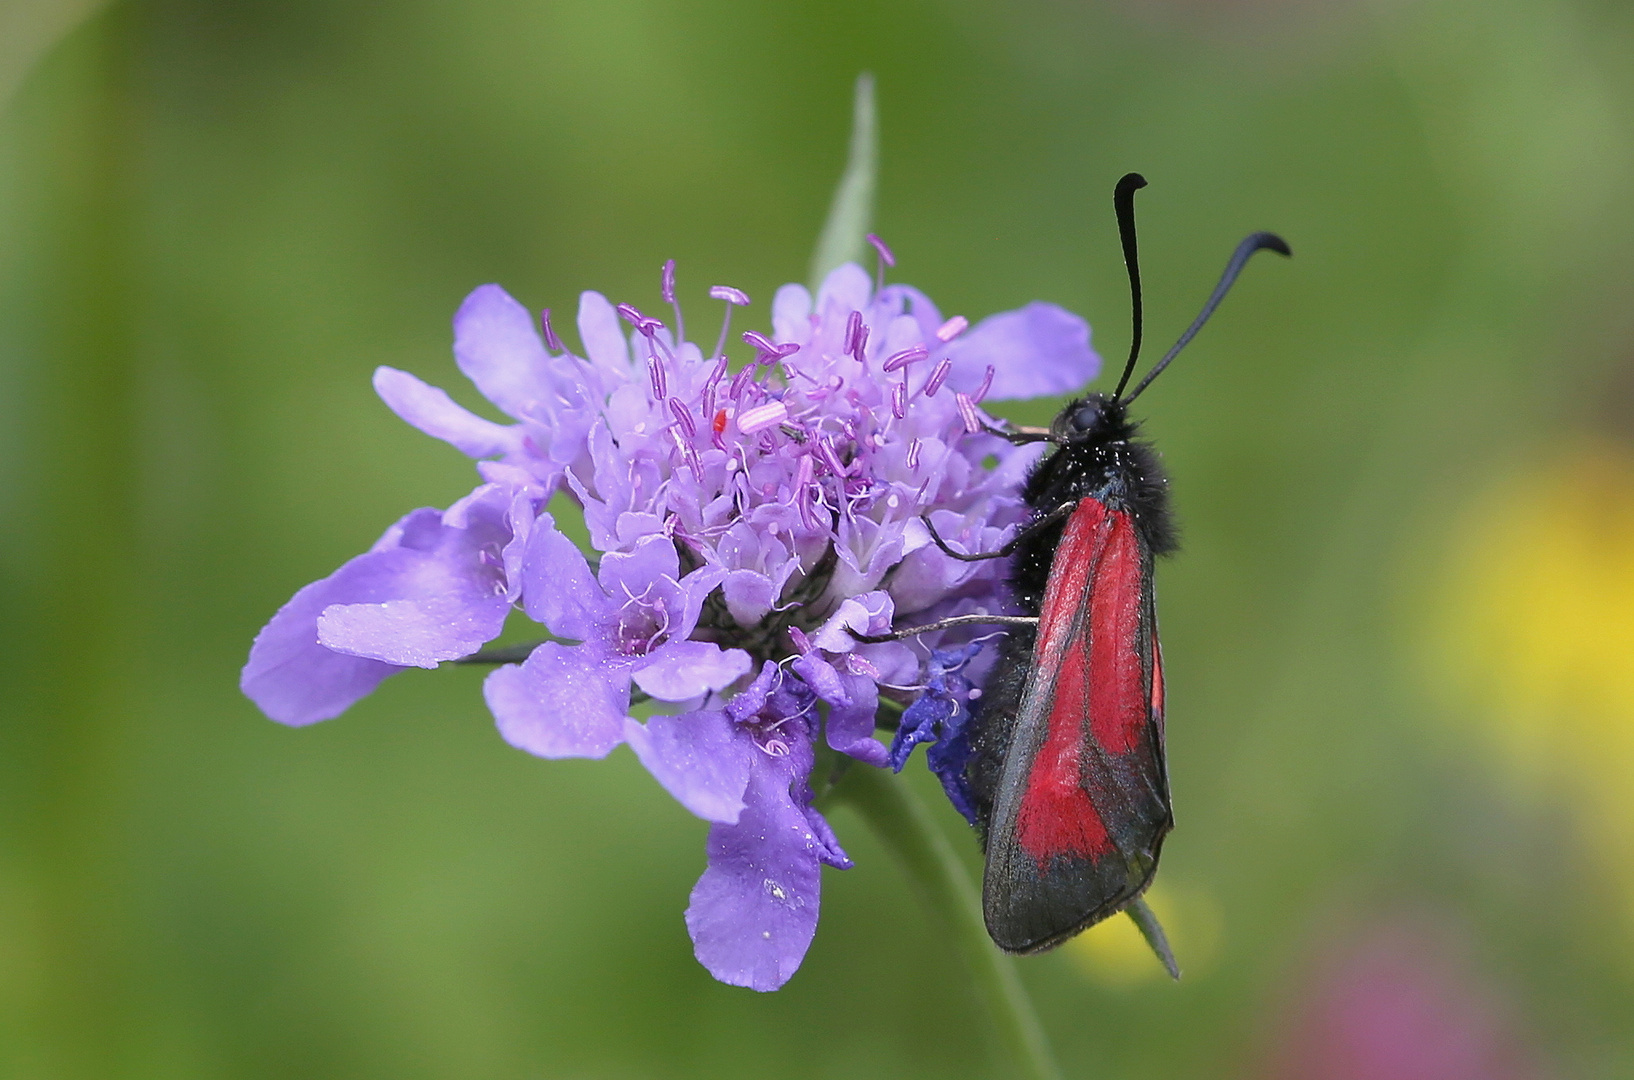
[1072,404,1100,431]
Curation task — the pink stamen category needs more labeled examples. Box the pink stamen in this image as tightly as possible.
[845,654,882,680]
[865,233,896,268]
[972,364,996,403]
[710,285,751,307]
[882,344,928,372]
[816,436,846,477]
[729,363,756,398]
[668,397,696,437]
[539,309,563,352]
[935,315,969,342]
[867,234,896,292]
[955,392,981,434]
[616,302,644,326]
[906,438,922,470]
[737,401,788,434]
[924,358,953,397]
[788,625,812,654]
[850,325,869,364]
[891,381,907,419]
[648,356,667,399]
[742,331,782,366]
[663,260,685,344]
[844,310,862,355]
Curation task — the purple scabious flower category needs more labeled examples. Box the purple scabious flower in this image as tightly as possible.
[243,257,1098,990]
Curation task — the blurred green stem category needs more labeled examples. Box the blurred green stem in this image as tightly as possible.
[830,767,1063,1080]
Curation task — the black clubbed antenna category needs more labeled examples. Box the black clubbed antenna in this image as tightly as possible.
[1110,173,1149,401]
[1121,230,1291,405]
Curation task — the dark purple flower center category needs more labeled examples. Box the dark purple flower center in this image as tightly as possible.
[728,667,817,757]
[613,585,675,656]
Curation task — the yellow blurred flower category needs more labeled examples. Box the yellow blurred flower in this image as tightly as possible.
[1428,436,1634,920]
[1063,883,1220,985]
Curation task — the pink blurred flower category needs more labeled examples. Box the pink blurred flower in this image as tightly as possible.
[1264,918,1548,1080]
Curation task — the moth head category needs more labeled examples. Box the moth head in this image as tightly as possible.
[1053,393,1121,444]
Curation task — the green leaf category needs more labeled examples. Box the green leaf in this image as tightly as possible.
[808,72,877,293]
[1125,896,1182,980]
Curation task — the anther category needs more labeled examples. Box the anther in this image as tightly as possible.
[935,315,968,342]
[972,365,995,403]
[882,344,928,372]
[668,397,696,437]
[816,436,846,477]
[742,330,778,362]
[788,625,812,654]
[737,401,789,434]
[923,358,952,397]
[844,311,862,355]
[850,325,869,364]
[616,302,645,326]
[662,260,685,344]
[845,654,882,680]
[866,233,896,268]
[954,391,981,434]
[868,234,895,290]
[906,438,922,470]
[648,356,667,399]
[539,309,564,352]
[891,381,907,419]
[710,285,751,307]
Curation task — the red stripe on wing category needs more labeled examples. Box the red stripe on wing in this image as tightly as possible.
[1086,511,1146,755]
[1016,499,1118,863]
[1150,633,1164,726]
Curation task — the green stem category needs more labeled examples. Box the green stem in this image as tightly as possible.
[830,767,1063,1080]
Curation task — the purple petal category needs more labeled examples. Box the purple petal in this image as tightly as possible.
[597,534,680,599]
[875,283,943,346]
[314,488,515,667]
[623,710,755,823]
[520,510,607,640]
[942,301,1099,401]
[484,642,630,759]
[577,291,631,379]
[685,757,825,991]
[317,590,508,668]
[721,569,780,626]
[792,656,888,768]
[815,263,872,320]
[824,673,888,767]
[242,546,416,726]
[631,640,753,702]
[452,285,554,420]
[771,283,813,346]
[372,367,521,459]
[809,591,895,653]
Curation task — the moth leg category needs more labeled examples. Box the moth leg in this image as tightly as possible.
[981,420,1052,445]
[849,612,1039,644]
[924,500,1077,563]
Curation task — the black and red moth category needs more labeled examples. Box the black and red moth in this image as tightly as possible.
[889,174,1288,958]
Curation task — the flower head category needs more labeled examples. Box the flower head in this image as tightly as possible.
[243,255,1098,989]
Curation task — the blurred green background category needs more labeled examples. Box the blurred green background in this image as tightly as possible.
[5,0,1634,1076]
